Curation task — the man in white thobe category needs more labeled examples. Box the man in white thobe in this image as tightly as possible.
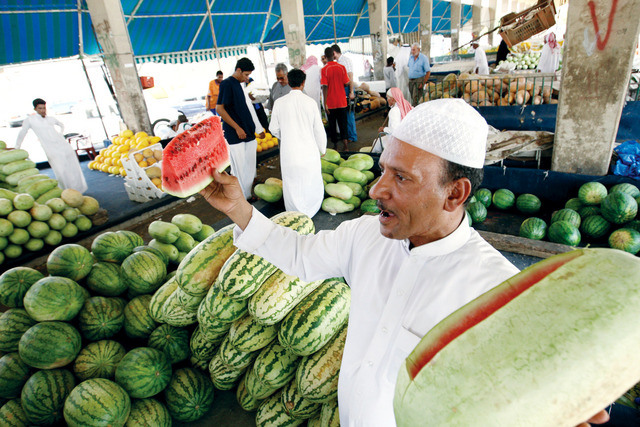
[15,98,88,193]
[199,100,611,427]
[269,69,327,218]
[473,42,490,75]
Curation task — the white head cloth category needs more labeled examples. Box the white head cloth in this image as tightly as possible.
[392,99,488,168]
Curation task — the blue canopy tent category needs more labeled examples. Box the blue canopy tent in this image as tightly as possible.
[0,0,472,66]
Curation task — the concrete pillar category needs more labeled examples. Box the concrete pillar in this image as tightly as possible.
[279,0,306,68]
[488,0,498,44]
[472,0,482,37]
[450,0,462,58]
[420,0,433,60]
[86,0,151,133]
[368,0,388,80]
[552,0,640,175]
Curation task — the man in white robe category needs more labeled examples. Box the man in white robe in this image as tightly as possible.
[473,42,490,75]
[269,69,327,218]
[15,98,88,193]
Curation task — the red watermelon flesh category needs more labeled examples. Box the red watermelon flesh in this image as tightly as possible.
[162,116,230,198]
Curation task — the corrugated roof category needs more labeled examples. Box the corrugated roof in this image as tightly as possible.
[0,0,472,66]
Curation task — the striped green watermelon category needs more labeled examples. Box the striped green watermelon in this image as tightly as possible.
[148,324,190,364]
[248,271,323,326]
[516,193,542,214]
[91,232,135,264]
[148,277,179,323]
[578,181,608,205]
[519,217,547,240]
[578,205,601,219]
[46,244,94,281]
[197,294,233,338]
[0,309,37,353]
[564,197,583,211]
[176,224,236,297]
[115,230,145,249]
[208,351,246,390]
[86,262,127,296]
[466,201,487,224]
[551,209,581,228]
[190,325,225,360]
[256,391,304,427]
[164,367,215,422]
[190,355,210,372]
[228,314,278,352]
[608,228,640,254]
[308,415,322,427]
[77,296,124,341]
[73,340,126,381]
[218,250,279,300]
[121,251,166,296]
[161,288,199,327]
[0,399,28,426]
[548,221,581,246]
[626,220,640,233]
[123,295,157,339]
[319,399,340,426]
[244,365,279,400]
[492,189,515,210]
[133,245,169,266]
[219,335,259,371]
[0,353,31,399]
[474,188,492,208]
[278,279,350,356]
[23,276,86,321]
[126,398,171,427]
[21,369,75,425]
[0,267,44,308]
[281,378,322,419]
[19,322,81,369]
[609,183,640,198]
[64,378,131,427]
[236,375,263,412]
[253,341,300,390]
[115,347,172,399]
[601,192,638,224]
[174,286,205,311]
[580,215,611,239]
[296,325,347,404]
[201,283,248,323]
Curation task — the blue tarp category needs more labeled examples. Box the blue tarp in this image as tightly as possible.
[0,0,472,66]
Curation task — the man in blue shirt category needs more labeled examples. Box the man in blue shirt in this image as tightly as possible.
[217,57,265,199]
[407,43,431,106]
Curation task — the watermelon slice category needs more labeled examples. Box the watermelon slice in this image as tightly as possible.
[162,116,230,198]
[394,248,640,426]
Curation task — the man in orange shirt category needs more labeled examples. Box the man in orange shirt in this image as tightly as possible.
[206,70,224,115]
[321,47,350,152]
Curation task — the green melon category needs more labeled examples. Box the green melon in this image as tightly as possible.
[492,189,515,210]
[0,353,31,399]
[191,224,215,242]
[64,378,131,427]
[608,228,640,254]
[519,217,547,240]
[115,347,172,399]
[46,244,94,281]
[73,340,127,381]
[577,205,601,219]
[125,398,172,427]
[121,251,167,295]
[564,197,583,211]
[164,367,215,422]
[19,322,82,369]
[609,183,640,198]
[579,215,611,239]
[0,267,44,308]
[91,232,135,264]
[21,369,75,425]
[548,221,581,246]
[515,193,542,214]
[147,324,190,364]
[132,245,169,266]
[23,276,86,321]
[0,309,37,353]
[123,295,157,339]
[86,262,128,296]
[77,296,125,341]
[115,230,145,249]
[601,192,638,224]
[148,221,181,244]
[551,209,581,229]
[578,181,607,205]
[466,201,487,224]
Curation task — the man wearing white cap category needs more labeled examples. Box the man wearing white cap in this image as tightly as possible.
[199,99,610,427]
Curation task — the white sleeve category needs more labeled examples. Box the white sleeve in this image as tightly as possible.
[384,106,401,134]
[312,103,327,155]
[269,103,281,139]
[245,91,264,135]
[52,117,65,135]
[15,117,31,149]
[233,207,356,282]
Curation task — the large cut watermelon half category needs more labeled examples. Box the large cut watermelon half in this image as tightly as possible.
[162,116,230,198]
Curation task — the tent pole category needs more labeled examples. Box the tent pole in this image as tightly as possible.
[331,0,337,43]
[259,43,269,86]
[205,0,222,69]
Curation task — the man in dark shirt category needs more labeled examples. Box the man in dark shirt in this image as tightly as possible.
[217,57,265,199]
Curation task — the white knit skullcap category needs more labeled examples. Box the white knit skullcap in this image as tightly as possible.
[392,99,488,168]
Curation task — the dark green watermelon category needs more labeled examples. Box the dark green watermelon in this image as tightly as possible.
[577,181,607,205]
[466,202,487,224]
[515,194,541,214]
[609,183,640,198]
[474,188,492,208]
[548,221,581,246]
[519,218,547,240]
[580,215,611,239]
[551,209,581,228]
[608,228,640,254]
[601,192,638,224]
[492,189,515,210]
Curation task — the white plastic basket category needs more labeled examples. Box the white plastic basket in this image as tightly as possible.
[121,143,166,202]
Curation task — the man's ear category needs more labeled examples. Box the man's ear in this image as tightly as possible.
[444,178,471,212]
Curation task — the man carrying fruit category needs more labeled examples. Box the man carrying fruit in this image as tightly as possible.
[200,99,610,427]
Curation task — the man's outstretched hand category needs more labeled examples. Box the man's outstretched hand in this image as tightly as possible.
[199,170,253,230]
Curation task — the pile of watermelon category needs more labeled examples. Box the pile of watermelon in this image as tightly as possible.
[469,181,640,254]
[0,187,107,266]
[0,210,347,425]
[321,149,380,214]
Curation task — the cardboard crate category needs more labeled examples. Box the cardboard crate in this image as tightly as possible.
[121,143,166,202]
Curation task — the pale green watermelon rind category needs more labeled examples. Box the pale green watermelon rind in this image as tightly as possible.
[394,248,640,426]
